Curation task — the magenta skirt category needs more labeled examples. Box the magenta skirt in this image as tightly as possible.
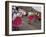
[12,17,23,27]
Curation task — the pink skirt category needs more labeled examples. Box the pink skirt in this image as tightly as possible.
[12,17,23,27]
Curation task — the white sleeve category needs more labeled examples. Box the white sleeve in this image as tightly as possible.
[12,13,17,20]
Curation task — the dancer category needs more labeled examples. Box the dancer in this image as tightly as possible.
[28,12,36,25]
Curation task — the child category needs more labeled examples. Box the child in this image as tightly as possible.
[28,12,35,25]
[12,8,25,30]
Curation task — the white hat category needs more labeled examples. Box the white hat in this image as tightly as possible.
[28,12,33,15]
[18,8,26,15]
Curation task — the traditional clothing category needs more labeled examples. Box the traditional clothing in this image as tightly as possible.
[12,16,23,27]
[28,15,35,24]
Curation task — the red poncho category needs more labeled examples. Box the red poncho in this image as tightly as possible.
[28,15,34,20]
[12,17,23,27]
[28,15,41,23]
[34,15,41,20]
[28,15,35,23]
